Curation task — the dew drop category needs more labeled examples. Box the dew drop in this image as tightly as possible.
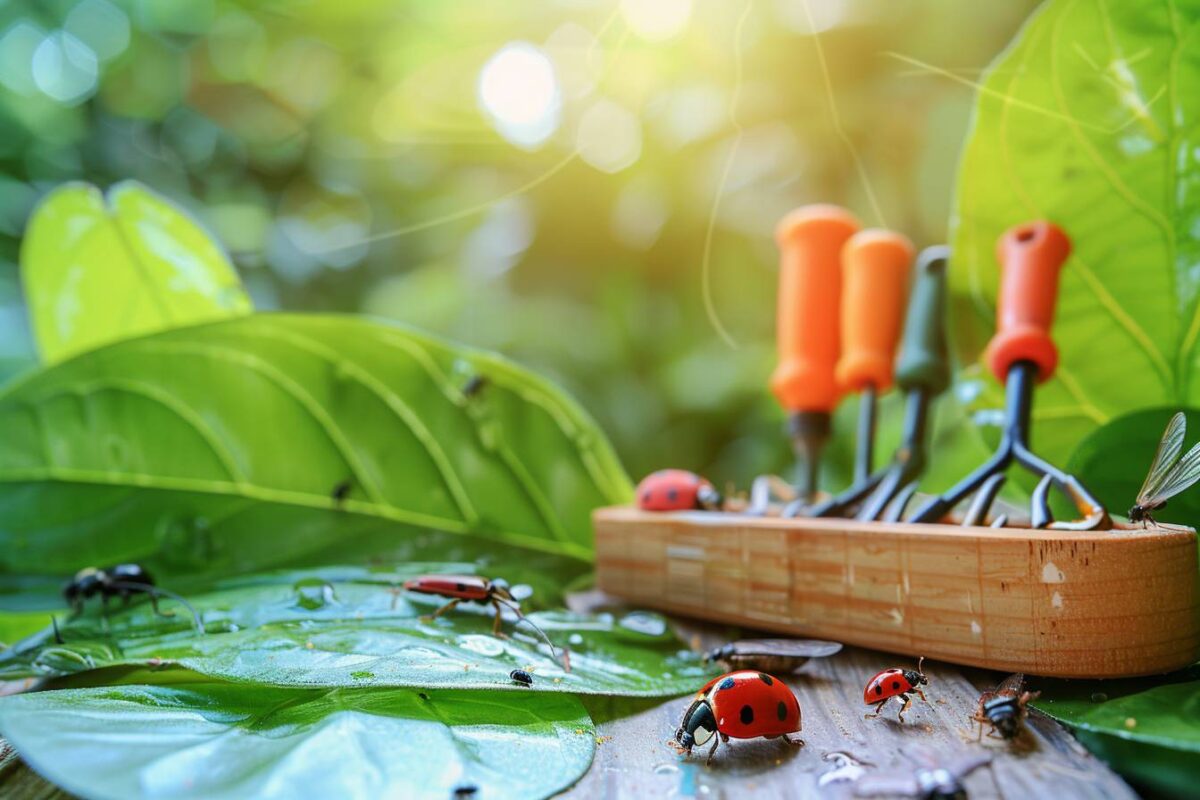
[618,611,666,637]
[293,578,337,610]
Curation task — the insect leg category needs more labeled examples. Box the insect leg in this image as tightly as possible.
[865,699,888,719]
[783,733,805,748]
[423,598,461,623]
[51,615,64,645]
[897,694,912,723]
[705,735,720,765]
[489,599,509,639]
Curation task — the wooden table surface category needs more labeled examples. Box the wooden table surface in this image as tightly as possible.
[0,608,1136,800]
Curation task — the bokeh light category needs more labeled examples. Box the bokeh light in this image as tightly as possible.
[477,42,561,148]
[577,98,642,173]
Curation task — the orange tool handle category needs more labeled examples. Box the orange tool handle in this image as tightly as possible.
[769,205,860,412]
[835,229,914,393]
[985,221,1071,383]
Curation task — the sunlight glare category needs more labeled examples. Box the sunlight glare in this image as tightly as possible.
[619,0,692,42]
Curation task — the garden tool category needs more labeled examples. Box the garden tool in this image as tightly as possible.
[907,222,1111,530]
[822,245,954,521]
[799,229,913,518]
[768,205,859,506]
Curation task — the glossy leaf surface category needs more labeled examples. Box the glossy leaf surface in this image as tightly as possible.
[0,567,710,696]
[0,681,594,800]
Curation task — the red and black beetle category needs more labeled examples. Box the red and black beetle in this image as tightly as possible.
[636,469,723,512]
[671,670,804,764]
[864,657,929,723]
[402,574,559,661]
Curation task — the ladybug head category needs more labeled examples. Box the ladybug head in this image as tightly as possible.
[677,699,716,749]
[904,655,928,687]
[695,484,723,511]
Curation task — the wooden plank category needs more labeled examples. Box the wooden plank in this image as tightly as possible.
[594,507,1200,678]
[563,599,1136,800]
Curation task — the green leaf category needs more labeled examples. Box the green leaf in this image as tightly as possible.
[1066,406,1200,522]
[0,314,631,587]
[1033,668,1200,799]
[0,681,595,800]
[21,181,253,365]
[952,0,1200,479]
[0,567,709,696]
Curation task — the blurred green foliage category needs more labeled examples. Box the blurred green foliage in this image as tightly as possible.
[0,0,1038,488]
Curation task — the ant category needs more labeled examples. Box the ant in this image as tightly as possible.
[62,565,204,634]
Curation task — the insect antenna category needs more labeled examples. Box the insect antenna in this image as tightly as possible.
[107,581,206,635]
[495,596,561,666]
[917,655,926,678]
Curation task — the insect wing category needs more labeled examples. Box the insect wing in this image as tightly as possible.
[728,638,843,659]
[1137,412,1187,503]
[1146,440,1200,504]
[993,672,1025,697]
[853,772,920,797]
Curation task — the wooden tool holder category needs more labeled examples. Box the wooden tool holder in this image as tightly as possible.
[594,507,1200,678]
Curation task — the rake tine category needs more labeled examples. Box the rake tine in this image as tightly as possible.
[883,481,919,523]
[962,474,1006,527]
[1030,474,1055,529]
[991,514,1008,528]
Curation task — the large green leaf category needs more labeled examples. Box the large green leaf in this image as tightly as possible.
[0,680,595,800]
[0,567,709,696]
[952,0,1200,483]
[0,313,631,587]
[21,182,252,365]
[1033,668,1200,799]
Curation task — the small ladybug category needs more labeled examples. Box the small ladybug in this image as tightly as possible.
[864,657,929,723]
[671,670,804,764]
[637,469,723,512]
[510,668,534,687]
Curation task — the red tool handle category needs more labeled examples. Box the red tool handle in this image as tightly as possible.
[836,229,914,393]
[769,205,860,412]
[985,221,1071,383]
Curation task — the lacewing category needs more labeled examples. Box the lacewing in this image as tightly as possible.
[1130,412,1200,526]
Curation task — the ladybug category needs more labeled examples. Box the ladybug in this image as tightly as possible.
[403,574,560,663]
[671,670,804,764]
[636,469,723,512]
[864,657,929,723]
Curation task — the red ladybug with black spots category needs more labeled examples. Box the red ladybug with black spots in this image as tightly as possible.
[864,657,929,723]
[637,469,723,512]
[671,670,803,764]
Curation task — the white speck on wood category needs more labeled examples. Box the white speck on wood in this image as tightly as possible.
[1052,591,1064,609]
[971,620,982,636]
[1042,562,1065,583]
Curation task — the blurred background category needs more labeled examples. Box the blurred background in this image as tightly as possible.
[0,0,1040,491]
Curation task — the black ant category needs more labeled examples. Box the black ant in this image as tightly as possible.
[62,565,205,634]
[462,374,489,399]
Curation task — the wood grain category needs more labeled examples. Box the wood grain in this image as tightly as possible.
[595,506,1200,678]
[561,594,1134,799]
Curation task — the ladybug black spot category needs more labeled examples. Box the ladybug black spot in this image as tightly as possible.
[777,701,788,721]
[892,680,901,690]
[758,673,773,686]
[667,488,678,501]
[719,677,736,690]
[740,705,754,724]
[456,583,466,592]
[874,684,883,696]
